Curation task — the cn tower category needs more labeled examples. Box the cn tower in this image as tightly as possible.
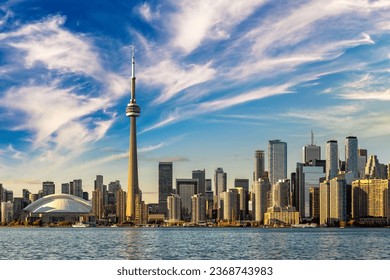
[126,46,141,221]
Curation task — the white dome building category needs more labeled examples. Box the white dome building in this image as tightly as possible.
[23,194,92,224]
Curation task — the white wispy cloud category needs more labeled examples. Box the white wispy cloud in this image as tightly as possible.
[140,59,216,104]
[170,0,267,53]
[137,2,160,22]
[339,89,390,101]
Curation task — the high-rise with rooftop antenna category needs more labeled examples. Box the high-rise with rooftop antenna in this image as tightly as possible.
[126,46,141,221]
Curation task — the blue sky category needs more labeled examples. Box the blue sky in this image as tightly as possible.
[1,0,390,203]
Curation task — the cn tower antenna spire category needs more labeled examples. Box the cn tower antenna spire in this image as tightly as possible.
[131,44,135,79]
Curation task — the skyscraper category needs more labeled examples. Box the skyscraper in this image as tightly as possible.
[42,181,55,197]
[73,179,83,198]
[268,140,287,186]
[326,140,338,180]
[254,150,265,181]
[345,136,358,179]
[192,169,206,195]
[303,131,321,163]
[159,162,173,216]
[214,167,227,201]
[253,178,271,223]
[176,179,198,221]
[358,149,367,178]
[126,47,142,221]
[95,175,103,190]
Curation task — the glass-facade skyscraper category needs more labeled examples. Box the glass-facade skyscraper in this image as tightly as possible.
[326,140,338,180]
[159,162,173,217]
[268,139,287,186]
[345,136,358,179]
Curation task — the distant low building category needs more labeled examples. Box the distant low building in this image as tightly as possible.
[264,206,299,226]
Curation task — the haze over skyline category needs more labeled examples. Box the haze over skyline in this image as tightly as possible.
[1,0,390,203]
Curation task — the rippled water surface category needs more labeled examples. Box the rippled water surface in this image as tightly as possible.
[0,227,389,260]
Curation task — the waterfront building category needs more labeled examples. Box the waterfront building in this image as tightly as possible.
[159,162,173,216]
[176,179,198,221]
[264,206,299,226]
[220,189,239,222]
[253,178,271,223]
[12,197,25,221]
[352,179,390,221]
[296,162,325,219]
[358,149,367,178]
[191,194,206,224]
[319,180,330,225]
[61,183,70,194]
[268,139,287,186]
[326,140,338,180]
[23,194,92,224]
[232,187,247,220]
[329,177,347,225]
[303,131,321,163]
[345,136,358,179]
[92,188,104,220]
[167,194,181,222]
[1,201,13,224]
[309,187,320,222]
[254,150,265,181]
[116,189,126,224]
[214,168,227,205]
[126,47,142,221]
[192,169,206,195]
[272,179,290,208]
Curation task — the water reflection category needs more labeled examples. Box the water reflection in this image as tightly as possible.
[0,227,389,260]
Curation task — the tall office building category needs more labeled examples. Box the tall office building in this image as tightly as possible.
[253,178,271,223]
[192,169,206,195]
[176,179,198,221]
[319,180,330,225]
[296,162,325,219]
[345,136,358,179]
[358,149,367,178]
[61,183,70,194]
[329,177,347,225]
[42,181,55,197]
[205,179,212,192]
[268,140,287,186]
[95,175,103,190]
[272,179,290,208]
[191,194,206,224]
[214,168,227,202]
[352,179,390,220]
[254,150,265,181]
[326,140,338,180]
[126,47,142,221]
[92,188,104,220]
[232,187,248,220]
[73,179,83,198]
[167,194,181,222]
[116,189,127,224]
[220,190,239,222]
[309,187,320,221]
[303,131,321,163]
[159,162,173,216]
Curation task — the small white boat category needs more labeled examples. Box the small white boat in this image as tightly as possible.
[72,222,88,228]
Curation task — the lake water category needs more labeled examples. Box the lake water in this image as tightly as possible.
[0,227,389,260]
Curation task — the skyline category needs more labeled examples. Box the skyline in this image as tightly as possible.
[1,0,390,203]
